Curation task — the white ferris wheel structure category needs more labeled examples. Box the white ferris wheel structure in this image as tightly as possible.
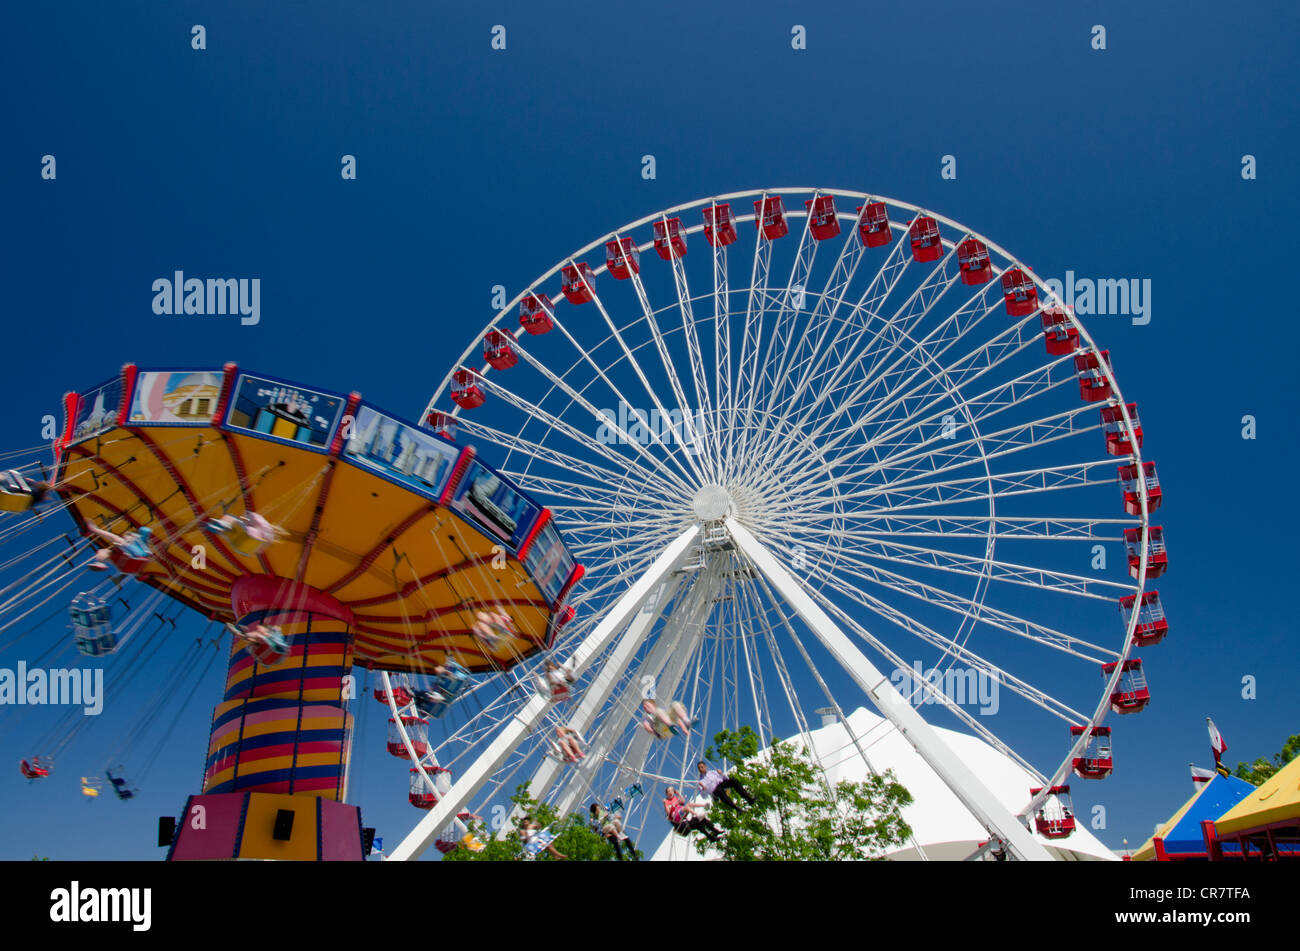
[377,188,1165,862]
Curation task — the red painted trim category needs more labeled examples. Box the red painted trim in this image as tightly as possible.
[439,446,476,506]
[323,504,437,595]
[517,508,551,562]
[554,562,585,608]
[296,461,338,583]
[131,427,249,572]
[338,553,500,608]
[119,364,139,423]
[328,393,362,457]
[211,363,239,426]
[53,391,80,477]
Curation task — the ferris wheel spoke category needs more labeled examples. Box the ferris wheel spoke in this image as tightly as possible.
[764,207,868,412]
[824,532,1133,600]
[458,367,697,496]
[752,202,821,416]
[773,228,916,427]
[809,310,1048,467]
[794,555,1088,725]
[779,538,1118,662]
[830,459,1123,515]
[805,586,1049,784]
[621,240,713,468]
[839,356,1073,478]
[849,404,1101,498]
[656,215,721,471]
[563,263,712,487]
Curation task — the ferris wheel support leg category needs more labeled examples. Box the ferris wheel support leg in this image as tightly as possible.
[724,517,1054,862]
[386,526,701,862]
[512,573,683,819]
[551,583,712,817]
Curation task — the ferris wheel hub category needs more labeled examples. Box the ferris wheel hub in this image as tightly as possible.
[692,484,733,522]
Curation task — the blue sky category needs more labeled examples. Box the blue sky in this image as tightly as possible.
[1,1,1297,859]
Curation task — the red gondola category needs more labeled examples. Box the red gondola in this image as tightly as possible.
[856,202,891,248]
[1119,591,1168,647]
[483,329,518,370]
[387,715,430,759]
[703,203,738,247]
[1100,402,1142,456]
[957,238,992,285]
[374,679,413,707]
[653,217,687,259]
[1070,726,1113,780]
[1102,658,1150,714]
[753,196,789,240]
[1029,785,1076,838]
[1118,461,1161,516]
[426,412,457,439]
[1001,267,1038,316]
[561,263,596,304]
[605,237,640,280]
[1075,350,1112,402]
[451,369,485,410]
[1124,525,1167,579]
[408,765,451,810]
[1041,306,1079,355]
[908,216,943,262]
[804,196,841,241]
[519,293,555,335]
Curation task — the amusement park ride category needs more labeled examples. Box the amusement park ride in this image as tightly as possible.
[2,189,1167,862]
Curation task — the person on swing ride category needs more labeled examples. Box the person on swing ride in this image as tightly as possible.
[205,510,288,544]
[663,786,722,843]
[225,620,288,656]
[539,659,575,700]
[0,471,56,510]
[640,697,692,738]
[471,609,514,650]
[553,725,585,763]
[520,816,567,861]
[589,802,639,861]
[697,760,757,812]
[86,523,154,571]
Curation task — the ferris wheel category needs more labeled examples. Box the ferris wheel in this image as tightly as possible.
[385,188,1166,862]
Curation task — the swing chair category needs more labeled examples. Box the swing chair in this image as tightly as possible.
[0,470,36,512]
[19,756,51,780]
[70,593,117,657]
[105,767,137,801]
[413,661,470,718]
[80,776,102,799]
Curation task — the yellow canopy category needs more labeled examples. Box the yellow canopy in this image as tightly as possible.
[1214,755,1300,836]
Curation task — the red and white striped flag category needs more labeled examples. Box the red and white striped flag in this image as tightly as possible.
[1207,717,1227,763]
[1190,764,1216,788]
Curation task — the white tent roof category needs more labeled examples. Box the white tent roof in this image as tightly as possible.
[649,707,1118,861]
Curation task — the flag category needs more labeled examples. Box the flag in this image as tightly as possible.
[1207,717,1227,766]
[1190,764,1216,788]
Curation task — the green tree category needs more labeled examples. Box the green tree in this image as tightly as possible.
[1233,733,1299,786]
[696,726,913,861]
[442,783,618,861]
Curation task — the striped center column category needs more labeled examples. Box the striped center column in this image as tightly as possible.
[204,576,355,800]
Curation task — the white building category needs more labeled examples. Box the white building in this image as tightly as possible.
[649,706,1117,861]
